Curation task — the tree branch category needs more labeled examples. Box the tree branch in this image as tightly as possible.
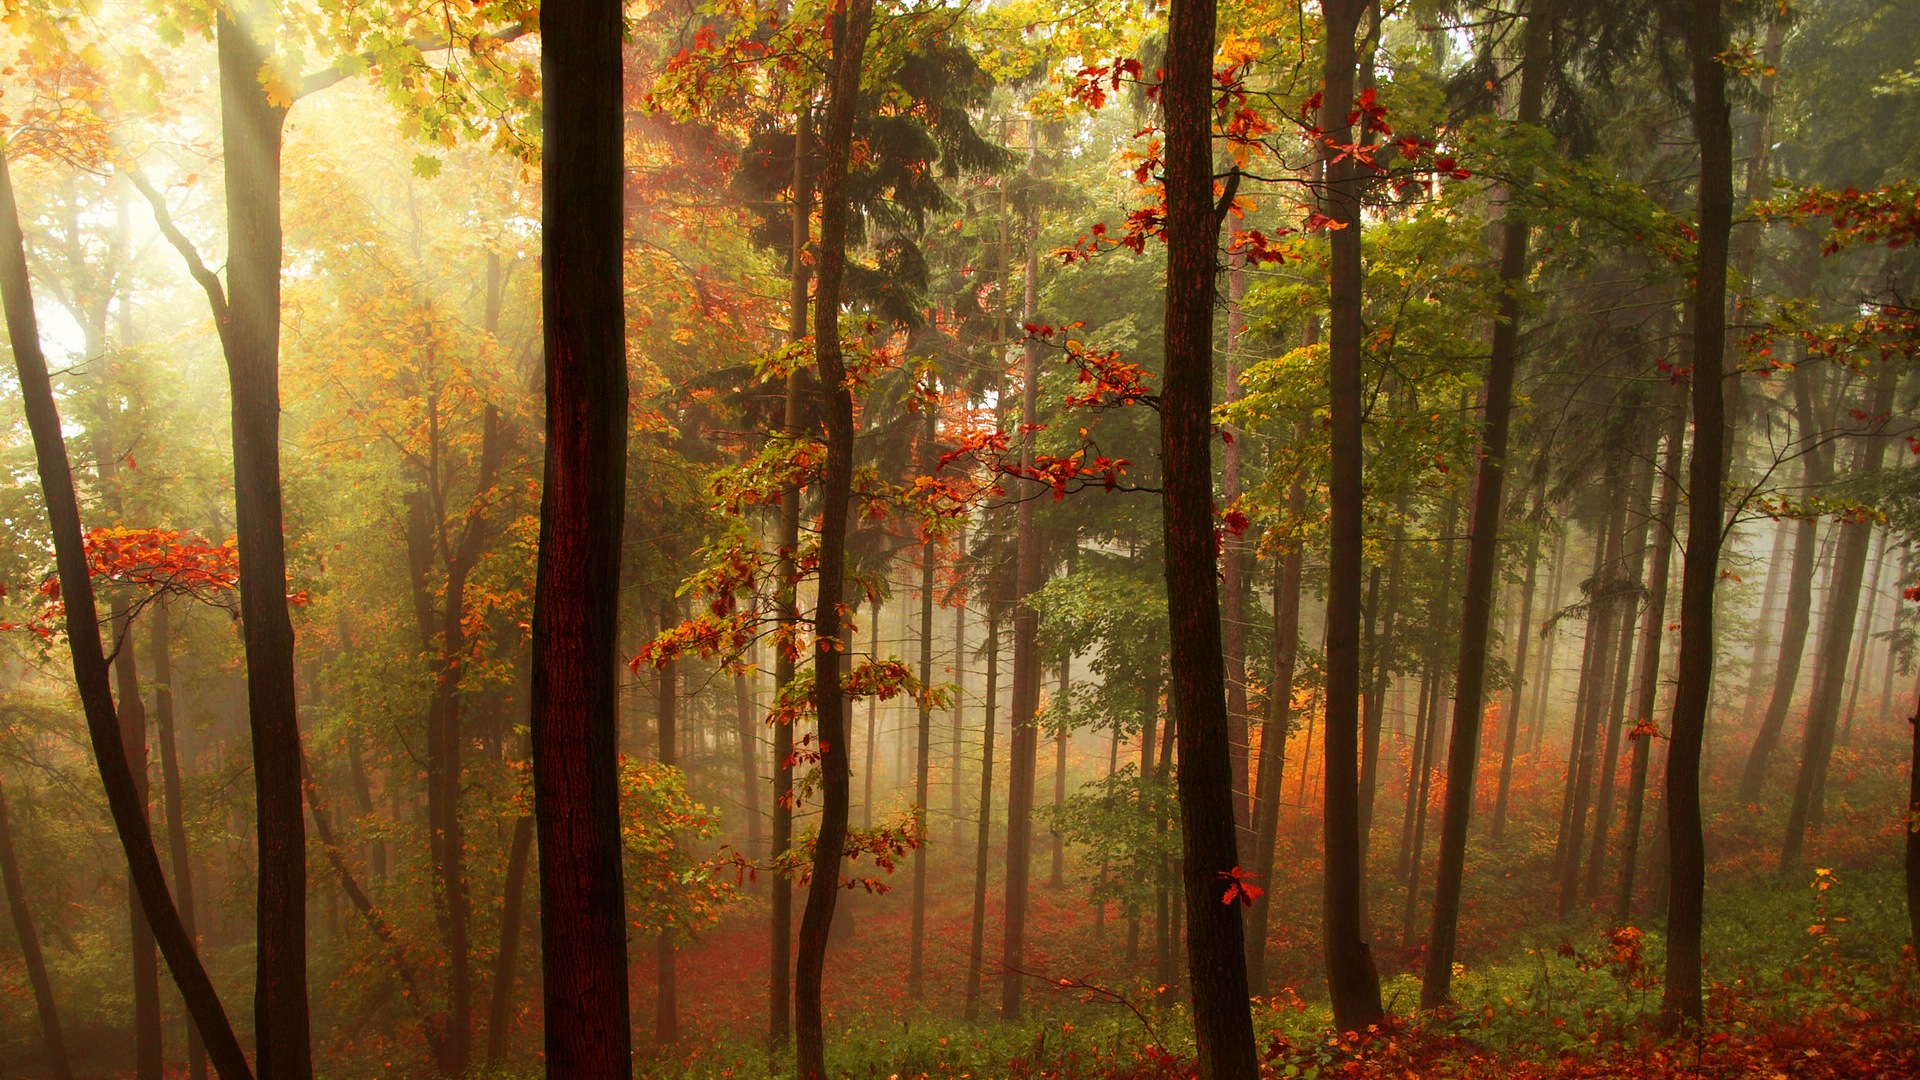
[122,169,228,325]
[297,24,532,101]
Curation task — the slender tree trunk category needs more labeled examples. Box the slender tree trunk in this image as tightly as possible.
[950,528,969,847]
[656,616,679,1043]
[909,406,937,998]
[1783,367,1899,866]
[769,101,811,1054]
[485,814,534,1066]
[794,5,873,1072]
[0,779,75,1080]
[1051,658,1070,889]
[1662,0,1732,1027]
[1359,511,1405,863]
[863,611,880,829]
[1559,497,1626,919]
[1739,361,1827,801]
[1615,389,1687,922]
[1585,448,1658,899]
[964,603,1001,1020]
[1529,530,1572,753]
[736,665,764,864]
[0,143,253,1080]
[1906,690,1919,953]
[1838,529,1889,746]
[1493,467,1548,840]
[531,0,633,1067]
[1245,479,1304,993]
[1223,247,1252,846]
[1744,520,1791,717]
[151,601,207,1080]
[1320,0,1385,1034]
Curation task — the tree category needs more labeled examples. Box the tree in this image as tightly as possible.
[1320,0,1388,1034]
[794,0,875,1075]
[1661,0,1733,1031]
[530,0,634,1071]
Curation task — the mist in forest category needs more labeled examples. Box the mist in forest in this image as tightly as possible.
[0,0,1917,1078]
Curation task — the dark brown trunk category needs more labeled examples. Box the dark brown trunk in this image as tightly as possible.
[531,0,633,1067]
[1614,389,1687,922]
[1419,0,1551,1006]
[0,779,75,1080]
[1661,0,1732,1028]
[1782,367,1899,867]
[794,4,872,1072]
[0,143,253,1080]
[1320,0,1385,1034]
[1739,361,1827,801]
[769,100,810,1054]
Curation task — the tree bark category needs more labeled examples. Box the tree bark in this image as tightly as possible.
[1558,496,1626,919]
[1661,0,1732,1028]
[485,814,534,1066]
[656,612,679,1044]
[794,3,873,1073]
[950,528,969,847]
[531,0,634,1068]
[964,602,1001,1020]
[1223,246,1252,846]
[152,600,207,1080]
[909,405,937,998]
[1585,445,1659,899]
[0,142,254,1080]
[1245,463,1305,993]
[1492,466,1548,841]
[1320,0,1385,1034]
[0,779,75,1080]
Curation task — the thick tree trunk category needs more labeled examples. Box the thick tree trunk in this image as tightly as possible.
[1661,0,1732,1028]
[1614,390,1687,922]
[1000,217,1046,1021]
[0,779,75,1080]
[1782,367,1899,867]
[151,601,207,1080]
[0,144,253,1080]
[213,18,313,1073]
[794,3,873,1073]
[1162,0,1258,1066]
[1319,0,1385,1034]
[531,0,634,1069]
[1739,362,1827,802]
[964,602,1001,1020]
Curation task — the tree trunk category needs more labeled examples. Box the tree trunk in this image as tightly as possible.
[909,404,937,999]
[1661,0,1732,1028]
[736,665,764,864]
[1782,367,1899,868]
[1558,497,1626,919]
[1051,658,1070,889]
[152,601,207,1080]
[769,100,810,1054]
[794,2,873,1072]
[485,814,534,1066]
[1738,361,1827,802]
[863,609,880,828]
[1359,510,1406,863]
[1000,210,1046,1021]
[1906,691,1919,953]
[1614,389,1687,923]
[964,602,1001,1020]
[1585,448,1658,899]
[0,142,254,1080]
[1493,466,1548,841]
[1319,0,1385,1034]
[531,0,634,1067]
[950,528,969,847]
[656,614,679,1044]
[0,779,75,1080]
[1838,529,1889,747]
[1528,530,1572,753]
[1223,246,1252,846]
[1245,465,1305,993]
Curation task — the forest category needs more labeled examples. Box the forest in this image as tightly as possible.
[0,0,1916,1077]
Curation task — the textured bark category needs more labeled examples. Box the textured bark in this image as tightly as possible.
[0,143,253,1080]
[0,779,74,1080]
[531,0,634,1068]
[151,601,207,1080]
[1782,367,1899,867]
[794,3,873,1073]
[1163,0,1258,1068]
[216,15,312,1072]
[1615,390,1687,923]
[1320,0,1385,1034]
[1420,0,1552,1006]
[1662,0,1732,1028]
[1738,362,1827,801]
[1000,208,1045,1021]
